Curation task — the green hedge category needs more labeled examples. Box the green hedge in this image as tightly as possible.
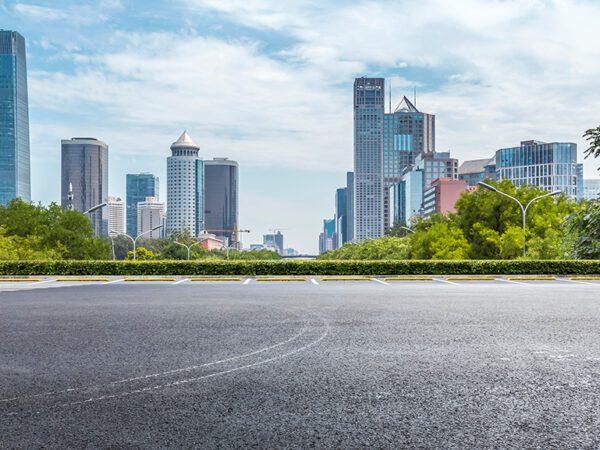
[0,260,599,276]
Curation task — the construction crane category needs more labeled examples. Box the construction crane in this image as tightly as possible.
[200,226,250,250]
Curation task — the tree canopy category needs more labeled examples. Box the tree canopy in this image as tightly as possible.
[0,199,110,260]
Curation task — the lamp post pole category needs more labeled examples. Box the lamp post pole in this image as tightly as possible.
[111,225,163,260]
[478,182,561,257]
[174,240,203,260]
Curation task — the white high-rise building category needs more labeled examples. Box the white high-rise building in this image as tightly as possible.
[137,196,165,239]
[353,77,385,242]
[166,131,203,236]
[105,196,124,236]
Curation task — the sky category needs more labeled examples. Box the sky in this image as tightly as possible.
[1,0,600,253]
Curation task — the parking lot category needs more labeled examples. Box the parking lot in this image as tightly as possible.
[2,278,600,448]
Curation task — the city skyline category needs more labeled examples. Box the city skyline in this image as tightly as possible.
[2,1,600,252]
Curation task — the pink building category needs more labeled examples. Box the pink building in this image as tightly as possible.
[422,178,468,216]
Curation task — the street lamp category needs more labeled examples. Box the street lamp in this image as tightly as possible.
[174,239,204,260]
[83,202,107,215]
[399,226,415,234]
[111,225,163,260]
[478,182,561,257]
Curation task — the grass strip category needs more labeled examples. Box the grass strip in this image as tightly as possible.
[55,278,109,282]
[384,277,434,281]
[321,277,371,281]
[447,277,496,281]
[255,277,306,282]
[190,278,242,282]
[124,278,177,282]
[507,276,556,281]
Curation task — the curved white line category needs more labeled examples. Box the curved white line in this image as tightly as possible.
[1,317,308,404]
[55,315,330,409]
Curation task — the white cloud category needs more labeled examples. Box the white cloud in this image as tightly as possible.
[14,1,123,25]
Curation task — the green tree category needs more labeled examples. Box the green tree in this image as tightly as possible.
[408,220,470,260]
[584,126,600,163]
[454,180,578,259]
[0,199,109,260]
[127,247,156,260]
[565,201,600,259]
[319,237,410,260]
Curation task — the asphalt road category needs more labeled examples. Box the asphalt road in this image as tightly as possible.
[2,279,600,448]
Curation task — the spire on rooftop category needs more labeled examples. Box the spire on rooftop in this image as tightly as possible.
[394,96,419,113]
[171,131,199,150]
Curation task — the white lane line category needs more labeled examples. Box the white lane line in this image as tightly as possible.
[496,278,527,286]
[243,278,252,285]
[310,278,319,285]
[433,278,460,286]
[557,278,596,286]
[104,279,124,285]
[29,279,55,286]
[172,278,189,285]
[371,278,389,286]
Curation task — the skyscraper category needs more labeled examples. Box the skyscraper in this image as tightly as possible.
[204,158,239,246]
[126,173,159,236]
[263,231,284,254]
[335,187,347,246]
[105,196,124,236]
[354,77,385,242]
[496,140,578,197]
[61,137,108,236]
[0,30,30,205]
[383,96,435,230]
[345,171,354,243]
[137,196,165,239]
[166,131,203,236]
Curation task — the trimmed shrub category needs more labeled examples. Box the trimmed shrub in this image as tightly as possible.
[0,260,599,276]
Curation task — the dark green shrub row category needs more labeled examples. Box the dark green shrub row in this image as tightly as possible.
[0,260,599,276]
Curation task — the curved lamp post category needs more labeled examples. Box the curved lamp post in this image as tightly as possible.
[111,225,163,260]
[174,240,203,260]
[478,182,561,257]
[83,202,107,215]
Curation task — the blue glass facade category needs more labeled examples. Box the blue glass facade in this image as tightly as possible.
[335,187,347,245]
[195,159,204,236]
[126,173,159,236]
[496,140,578,197]
[0,30,30,205]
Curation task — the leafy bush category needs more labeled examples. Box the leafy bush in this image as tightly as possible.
[0,260,598,276]
[319,237,410,260]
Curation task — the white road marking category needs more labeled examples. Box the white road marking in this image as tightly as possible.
[172,278,189,285]
[1,315,309,404]
[371,278,389,286]
[496,278,527,286]
[433,278,459,286]
[54,315,330,409]
[30,279,55,286]
[557,278,595,286]
[104,279,124,285]
[243,278,252,285]
[310,278,319,285]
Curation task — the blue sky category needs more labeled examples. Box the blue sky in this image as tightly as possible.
[1,0,599,253]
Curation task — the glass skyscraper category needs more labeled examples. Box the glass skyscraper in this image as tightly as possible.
[61,138,109,236]
[0,30,30,205]
[204,158,239,245]
[126,173,159,236]
[496,140,578,197]
[354,77,385,242]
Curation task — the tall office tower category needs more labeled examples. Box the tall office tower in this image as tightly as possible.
[126,173,159,236]
[335,187,347,246]
[496,140,578,197]
[345,171,354,243]
[105,196,124,236]
[383,96,435,230]
[137,196,165,239]
[166,131,203,236]
[61,137,109,236]
[204,158,239,246]
[263,231,284,254]
[0,30,30,205]
[354,77,385,242]
[318,218,336,254]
